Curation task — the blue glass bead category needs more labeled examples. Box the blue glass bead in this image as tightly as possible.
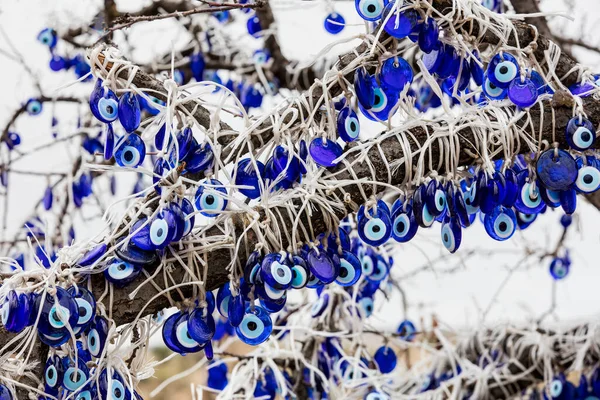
[173,312,205,354]
[25,98,42,116]
[103,257,142,286]
[213,10,229,22]
[240,86,263,109]
[247,15,262,37]
[483,75,508,100]
[566,116,596,151]
[174,127,194,161]
[359,77,399,121]
[103,123,115,160]
[114,133,146,168]
[49,54,68,71]
[380,57,413,91]
[422,46,443,74]
[235,158,265,199]
[470,51,484,86]
[547,375,577,400]
[244,252,262,285]
[168,202,185,243]
[569,81,596,97]
[437,45,460,79]
[179,198,195,237]
[357,203,392,246]
[391,202,418,242]
[188,308,215,343]
[311,293,330,317]
[207,362,228,390]
[536,149,577,191]
[355,0,388,21]
[289,255,309,289]
[484,206,516,241]
[383,5,418,39]
[236,305,272,345]
[327,227,351,252]
[482,0,502,12]
[355,68,375,109]
[216,283,232,317]
[508,78,539,108]
[309,138,343,168]
[441,216,461,253]
[514,171,545,214]
[335,251,361,287]
[190,53,205,81]
[98,369,133,400]
[374,346,397,373]
[154,124,167,150]
[261,253,293,290]
[35,286,78,336]
[560,188,577,215]
[337,107,360,142]
[118,92,141,133]
[260,293,287,313]
[150,209,177,249]
[529,69,549,94]
[195,179,227,217]
[575,164,600,193]
[412,184,435,228]
[67,287,96,332]
[39,330,70,347]
[366,255,389,282]
[62,357,90,392]
[487,53,519,88]
[397,319,416,341]
[115,241,158,266]
[418,18,439,53]
[549,257,569,280]
[516,211,537,229]
[44,354,64,395]
[77,243,106,267]
[540,186,561,208]
[425,180,447,217]
[324,12,345,34]
[37,28,57,48]
[89,80,119,123]
[502,168,518,207]
[307,248,339,284]
[447,185,471,227]
[2,291,30,334]
[228,294,245,327]
[560,214,573,228]
[252,49,270,64]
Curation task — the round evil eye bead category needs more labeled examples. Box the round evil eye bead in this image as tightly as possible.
[44,355,64,395]
[25,99,43,116]
[67,287,96,331]
[99,370,132,400]
[89,80,119,123]
[195,179,228,217]
[290,255,310,289]
[357,203,392,246]
[508,78,539,108]
[118,92,141,133]
[441,216,462,253]
[487,53,519,88]
[484,206,517,241]
[367,255,389,282]
[397,319,416,341]
[483,75,508,100]
[575,165,600,193]
[412,184,436,228]
[536,149,578,191]
[87,317,109,358]
[35,286,79,336]
[235,158,265,199]
[188,308,216,344]
[514,171,545,214]
[78,243,107,267]
[260,253,293,290]
[311,293,330,317]
[355,0,387,21]
[324,12,345,34]
[244,251,262,285]
[359,78,399,121]
[235,305,273,345]
[309,137,343,168]
[114,133,146,168]
[380,57,414,91]
[216,283,232,317]
[566,116,596,151]
[540,186,561,208]
[115,240,158,267]
[162,312,187,354]
[391,203,418,242]
[171,312,204,354]
[337,107,360,142]
[425,180,447,217]
[354,68,375,109]
[62,359,90,392]
[147,210,177,250]
[374,346,397,373]
[516,211,537,229]
[470,50,485,86]
[37,28,57,48]
[104,257,142,287]
[549,257,570,280]
[307,248,339,284]
[358,296,374,318]
[335,251,362,287]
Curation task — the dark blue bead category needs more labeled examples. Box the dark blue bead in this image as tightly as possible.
[470,51,484,86]
[307,248,339,284]
[324,12,345,34]
[89,80,119,123]
[380,57,413,91]
[484,206,516,241]
[290,255,310,289]
[185,143,214,174]
[115,241,158,266]
[383,5,417,39]
[412,184,435,228]
[575,162,600,193]
[67,286,96,333]
[309,138,343,168]
[397,319,416,341]
[357,202,392,245]
[422,45,443,74]
[418,18,439,53]
[37,28,57,48]
[247,15,262,37]
[188,308,215,343]
[35,286,79,336]
[487,53,519,88]
[514,170,545,214]
[261,253,293,290]
[441,216,461,253]
[311,292,330,317]
[483,74,508,100]
[235,305,272,345]
[540,186,561,208]
[216,283,232,317]
[104,257,142,286]
[1,291,30,333]
[335,251,361,286]
[190,53,205,81]
[374,346,397,373]
[195,179,227,217]
[560,188,577,215]
[566,116,596,151]
[114,133,146,168]
[103,123,115,160]
[502,168,519,207]
[549,257,569,280]
[358,76,399,121]
[437,45,459,79]
[425,180,446,217]
[228,294,245,327]
[508,78,539,108]
[118,92,141,133]
[354,68,375,109]
[536,149,577,191]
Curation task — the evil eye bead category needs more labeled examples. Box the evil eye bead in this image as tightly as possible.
[549,257,569,280]
[236,305,272,345]
[99,371,131,400]
[44,355,63,395]
[89,80,119,123]
[549,378,563,398]
[260,253,293,290]
[188,308,216,343]
[361,254,374,276]
[355,0,387,21]
[324,12,345,34]
[87,317,109,358]
[540,187,561,208]
[412,185,436,228]
[391,204,418,242]
[536,149,577,191]
[63,361,90,392]
[516,211,537,229]
[35,286,79,336]
[114,133,146,168]
[397,319,416,341]
[172,313,204,354]
[290,255,310,289]
[67,286,96,331]
[311,293,330,317]
[425,180,446,217]
[575,165,600,193]
[374,346,397,374]
[26,99,43,116]
[162,312,187,353]
[354,68,374,109]
[566,116,596,151]
[483,75,508,100]
[37,28,57,48]
[367,256,389,282]
[358,297,374,318]
[228,294,245,326]
[244,251,262,285]
[195,179,228,217]
[148,211,175,250]
[104,257,142,287]
[357,204,392,246]
[488,53,519,88]
[441,217,461,253]
[337,107,360,142]
[335,251,362,287]
[180,198,196,236]
[359,78,399,121]
[484,206,516,241]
